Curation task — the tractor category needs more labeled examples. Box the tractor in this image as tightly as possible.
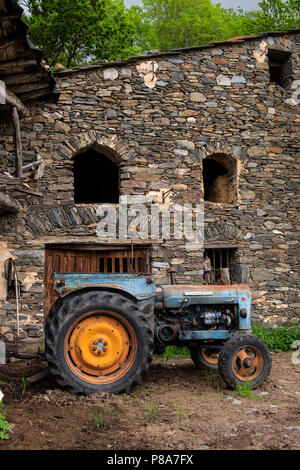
[44,272,272,395]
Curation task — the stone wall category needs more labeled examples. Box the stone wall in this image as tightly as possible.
[0,31,299,345]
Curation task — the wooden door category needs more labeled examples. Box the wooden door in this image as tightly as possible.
[44,246,150,315]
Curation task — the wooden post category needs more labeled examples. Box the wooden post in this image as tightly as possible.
[11,105,22,178]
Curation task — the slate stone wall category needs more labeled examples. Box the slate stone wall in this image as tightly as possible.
[0,32,299,346]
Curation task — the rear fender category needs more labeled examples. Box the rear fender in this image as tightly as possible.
[50,286,155,330]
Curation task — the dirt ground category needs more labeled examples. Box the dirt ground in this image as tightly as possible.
[0,351,299,451]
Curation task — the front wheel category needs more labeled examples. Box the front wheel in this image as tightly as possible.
[218,334,272,389]
[45,291,153,395]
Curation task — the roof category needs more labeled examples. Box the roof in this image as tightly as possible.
[54,28,300,77]
[0,0,58,102]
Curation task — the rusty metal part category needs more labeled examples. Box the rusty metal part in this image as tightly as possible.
[231,345,264,381]
[156,322,179,342]
[26,368,49,384]
[200,348,219,365]
[0,331,44,361]
[167,267,177,285]
[0,353,48,384]
[64,311,137,385]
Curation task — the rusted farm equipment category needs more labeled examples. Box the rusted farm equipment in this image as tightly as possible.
[1,266,272,394]
[38,271,272,395]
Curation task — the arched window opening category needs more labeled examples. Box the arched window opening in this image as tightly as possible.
[202,154,237,204]
[73,148,119,204]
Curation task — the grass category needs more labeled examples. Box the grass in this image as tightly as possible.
[20,377,27,401]
[145,402,160,420]
[0,380,16,395]
[252,321,300,352]
[95,412,105,429]
[235,382,263,401]
[0,402,10,440]
[174,407,188,419]
[89,410,106,429]
[162,345,190,360]
[203,369,217,384]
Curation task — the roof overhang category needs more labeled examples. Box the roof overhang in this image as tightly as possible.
[0,0,58,103]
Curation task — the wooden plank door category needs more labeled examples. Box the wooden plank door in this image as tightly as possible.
[44,246,150,315]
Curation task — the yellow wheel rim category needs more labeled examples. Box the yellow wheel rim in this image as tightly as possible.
[201,348,219,365]
[64,312,137,385]
[231,346,264,382]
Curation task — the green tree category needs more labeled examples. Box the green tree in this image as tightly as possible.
[92,2,146,61]
[241,0,300,34]
[142,0,235,51]
[21,0,146,67]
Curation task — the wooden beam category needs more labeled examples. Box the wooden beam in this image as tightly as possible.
[0,58,37,74]
[1,71,43,86]
[14,187,43,197]
[21,87,52,102]
[0,84,29,115]
[11,80,50,95]
[11,105,22,178]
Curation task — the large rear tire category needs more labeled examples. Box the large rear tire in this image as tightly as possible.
[218,334,272,389]
[45,291,153,395]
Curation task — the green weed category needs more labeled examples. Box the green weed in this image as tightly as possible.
[235,382,263,401]
[175,407,188,419]
[0,402,10,440]
[0,380,16,395]
[89,410,106,429]
[217,384,224,398]
[145,402,160,420]
[203,369,218,384]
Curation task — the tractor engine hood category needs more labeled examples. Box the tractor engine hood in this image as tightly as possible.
[158,284,251,309]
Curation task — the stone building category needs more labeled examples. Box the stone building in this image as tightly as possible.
[0,9,299,350]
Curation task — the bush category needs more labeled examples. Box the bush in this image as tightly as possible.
[252,322,300,352]
[163,345,190,359]
[0,402,10,440]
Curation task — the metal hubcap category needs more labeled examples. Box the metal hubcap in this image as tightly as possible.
[232,345,263,381]
[92,338,108,355]
[64,312,137,385]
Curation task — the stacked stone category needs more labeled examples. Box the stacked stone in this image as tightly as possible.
[0,31,299,344]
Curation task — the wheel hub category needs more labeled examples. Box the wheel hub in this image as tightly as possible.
[64,312,137,384]
[232,346,263,381]
[92,338,108,355]
[243,357,252,368]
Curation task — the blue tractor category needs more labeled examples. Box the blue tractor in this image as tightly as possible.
[45,273,272,395]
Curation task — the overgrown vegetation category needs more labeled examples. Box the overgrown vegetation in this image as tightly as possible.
[20,0,300,68]
[0,402,10,440]
[252,321,300,352]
